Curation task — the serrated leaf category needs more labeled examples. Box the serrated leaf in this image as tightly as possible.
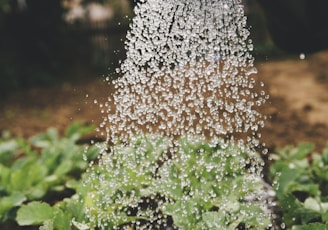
[16,201,54,226]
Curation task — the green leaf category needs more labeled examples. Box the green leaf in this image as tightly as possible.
[275,143,314,162]
[17,139,38,157]
[322,146,328,165]
[0,192,26,216]
[321,210,328,223]
[0,164,10,190]
[59,196,85,222]
[54,160,73,177]
[72,219,90,230]
[16,201,55,226]
[10,161,48,196]
[65,179,80,190]
[83,145,100,161]
[291,223,328,230]
[275,167,303,199]
[65,121,95,141]
[287,182,320,197]
[202,211,225,229]
[293,143,315,160]
[53,207,72,230]
[0,139,18,166]
[304,197,321,212]
[39,220,54,230]
[313,165,328,181]
[46,128,59,141]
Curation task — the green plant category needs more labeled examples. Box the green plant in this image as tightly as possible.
[72,135,271,229]
[0,122,98,227]
[155,137,271,229]
[269,142,328,229]
[13,135,272,229]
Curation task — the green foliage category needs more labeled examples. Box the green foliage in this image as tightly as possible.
[80,135,271,229]
[270,142,328,229]
[16,201,55,226]
[4,122,328,229]
[0,122,98,227]
[6,134,272,229]
[155,137,270,229]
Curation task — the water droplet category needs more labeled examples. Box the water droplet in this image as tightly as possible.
[299,53,306,60]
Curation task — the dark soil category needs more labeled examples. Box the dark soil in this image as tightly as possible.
[1,51,328,153]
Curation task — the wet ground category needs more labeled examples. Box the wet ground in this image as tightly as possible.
[1,51,328,153]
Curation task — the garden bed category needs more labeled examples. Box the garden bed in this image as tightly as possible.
[1,52,328,151]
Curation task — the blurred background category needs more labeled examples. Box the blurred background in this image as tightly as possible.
[0,0,134,96]
[1,0,328,150]
[1,0,327,96]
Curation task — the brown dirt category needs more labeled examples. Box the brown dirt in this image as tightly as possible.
[1,51,328,152]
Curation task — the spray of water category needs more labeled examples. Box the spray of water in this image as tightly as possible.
[101,0,267,149]
[85,0,272,229]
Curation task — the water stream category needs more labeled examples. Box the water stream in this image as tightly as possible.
[102,0,267,148]
[85,0,272,229]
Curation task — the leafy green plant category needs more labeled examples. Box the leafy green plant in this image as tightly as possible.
[269,142,328,229]
[155,137,271,229]
[16,185,88,230]
[6,121,328,230]
[70,135,271,229]
[13,135,272,230]
[0,122,98,227]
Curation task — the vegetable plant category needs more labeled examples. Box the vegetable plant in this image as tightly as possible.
[269,142,328,229]
[10,134,272,229]
[0,122,99,229]
[4,122,328,229]
[66,135,271,229]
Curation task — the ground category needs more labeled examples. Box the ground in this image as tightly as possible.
[1,51,328,153]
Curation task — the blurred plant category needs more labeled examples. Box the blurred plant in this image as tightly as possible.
[269,142,328,229]
[0,122,98,229]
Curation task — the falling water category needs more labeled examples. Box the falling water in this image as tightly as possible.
[85,0,272,229]
[101,0,267,149]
